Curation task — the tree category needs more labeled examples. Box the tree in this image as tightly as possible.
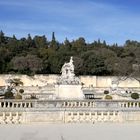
[73,56,84,75]
[131,93,139,100]
[50,32,58,49]
[10,55,43,75]
[81,51,106,75]
[34,35,47,48]
[0,30,5,44]
[64,38,71,49]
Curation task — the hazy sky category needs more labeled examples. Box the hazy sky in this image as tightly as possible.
[0,0,140,45]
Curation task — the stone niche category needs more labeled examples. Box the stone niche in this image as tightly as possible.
[55,57,84,99]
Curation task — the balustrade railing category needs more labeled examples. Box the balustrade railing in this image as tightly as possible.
[0,99,140,109]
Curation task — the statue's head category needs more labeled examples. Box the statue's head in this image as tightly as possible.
[70,56,73,64]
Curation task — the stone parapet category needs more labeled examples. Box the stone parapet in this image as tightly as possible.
[0,99,140,124]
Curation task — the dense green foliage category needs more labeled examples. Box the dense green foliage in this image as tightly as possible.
[0,31,140,76]
[4,91,14,99]
[104,90,109,94]
[105,95,113,100]
[131,93,139,100]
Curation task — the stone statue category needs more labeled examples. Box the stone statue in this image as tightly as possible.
[58,56,80,85]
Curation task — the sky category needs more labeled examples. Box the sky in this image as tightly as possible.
[0,0,140,45]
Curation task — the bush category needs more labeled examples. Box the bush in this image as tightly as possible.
[4,91,14,99]
[104,90,109,94]
[15,94,22,99]
[105,95,112,100]
[131,93,139,100]
[19,89,24,94]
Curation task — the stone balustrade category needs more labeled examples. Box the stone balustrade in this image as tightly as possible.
[65,110,120,123]
[0,112,22,124]
[0,99,140,124]
[0,100,34,108]
[0,99,140,109]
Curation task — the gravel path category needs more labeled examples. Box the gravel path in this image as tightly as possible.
[0,123,140,140]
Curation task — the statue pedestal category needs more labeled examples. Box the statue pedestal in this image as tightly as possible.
[55,84,84,99]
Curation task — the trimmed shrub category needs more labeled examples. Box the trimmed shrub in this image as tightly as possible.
[19,89,24,94]
[4,91,14,99]
[104,90,109,94]
[131,93,139,100]
[15,94,22,99]
[105,95,112,100]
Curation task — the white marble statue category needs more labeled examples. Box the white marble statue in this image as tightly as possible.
[58,56,80,85]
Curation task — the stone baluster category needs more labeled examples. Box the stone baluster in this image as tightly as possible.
[130,102,132,108]
[113,111,116,117]
[0,102,2,107]
[12,103,14,108]
[16,103,18,108]
[7,102,10,108]
[2,112,5,123]
[132,102,134,108]
[3,102,6,108]
[20,102,22,108]
[67,102,69,107]
[107,112,110,120]
[79,102,81,107]
[63,102,65,107]
[121,102,124,108]
[136,102,139,108]
[74,102,76,107]
[82,102,85,107]
[88,102,90,107]
[29,102,31,108]
[125,102,127,108]
[85,102,88,107]
[80,102,82,107]
[91,102,93,107]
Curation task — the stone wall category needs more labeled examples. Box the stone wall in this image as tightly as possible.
[0,74,139,88]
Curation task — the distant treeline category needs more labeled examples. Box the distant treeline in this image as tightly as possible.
[0,31,140,76]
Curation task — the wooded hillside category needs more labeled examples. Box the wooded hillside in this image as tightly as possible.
[0,31,140,77]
